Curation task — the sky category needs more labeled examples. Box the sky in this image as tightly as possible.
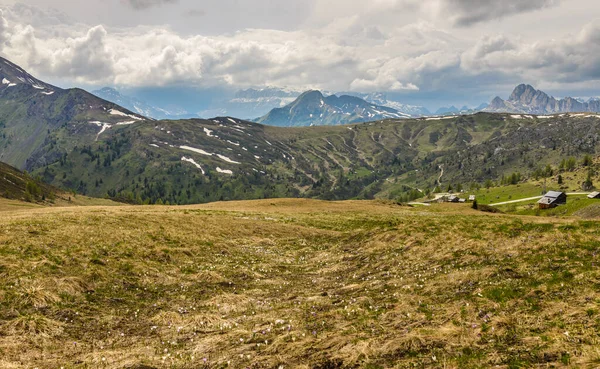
[0,0,599,110]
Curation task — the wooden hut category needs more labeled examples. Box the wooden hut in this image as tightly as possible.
[538,191,567,209]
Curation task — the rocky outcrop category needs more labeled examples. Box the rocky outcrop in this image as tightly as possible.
[485,84,600,114]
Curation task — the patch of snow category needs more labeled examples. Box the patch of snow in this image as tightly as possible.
[204,127,214,137]
[180,145,212,156]
[180,146,241,164]
[32,85,44,90]
[227,118,237,124]
[2,78,16,87]
[41,91,54,95]
[216,167,233,175]
[89,121,112,139]
[510,115,523,119]
[116,121,137,125]
[217,154,241,164]
[265,140,273,146]
[109,109,143,120]
[536,115,552,119]
[181,157,205,174]
[254,155,261,159]
[426,116,454,120]
[150,144,159,148]
[227,140,240,146]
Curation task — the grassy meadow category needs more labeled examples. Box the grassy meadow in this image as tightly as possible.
[1,199,600,368]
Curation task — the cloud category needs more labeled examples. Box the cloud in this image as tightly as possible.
[460,19,600,85]
[185,9,206,18]
[0,1,598,101]
[122,0,179,10]
[311,0,560,27]
[441,0,560,26]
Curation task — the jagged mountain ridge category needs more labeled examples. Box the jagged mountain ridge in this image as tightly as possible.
[485,84,600,114]
[256,90,410,127]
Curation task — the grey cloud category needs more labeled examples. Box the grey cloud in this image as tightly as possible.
[185,9,206,18]
[443,0,560,26]
[123,0,179,10]
[460,20,600,86]
[2,0,600,105]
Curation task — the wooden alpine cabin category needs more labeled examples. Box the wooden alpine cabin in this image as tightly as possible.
[538,191,567,209]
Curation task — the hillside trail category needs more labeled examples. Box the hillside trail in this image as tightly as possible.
[490,192,590,206]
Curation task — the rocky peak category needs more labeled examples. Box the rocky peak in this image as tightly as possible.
[509,84,550,105]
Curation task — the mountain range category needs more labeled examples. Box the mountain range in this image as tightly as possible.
[2,56,600,205]
[93,86,436,123]
[485,84,600,114]
[255,90,411,126]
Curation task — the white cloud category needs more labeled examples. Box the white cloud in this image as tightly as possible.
[461,20,600,85]
[0,1,597,101]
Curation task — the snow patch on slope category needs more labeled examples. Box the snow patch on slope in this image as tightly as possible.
[109,109,143,120]
[180,145,212,156]
[216,167,233,175]
[181,157,205,174]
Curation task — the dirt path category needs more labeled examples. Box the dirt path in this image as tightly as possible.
[489,193,590,206]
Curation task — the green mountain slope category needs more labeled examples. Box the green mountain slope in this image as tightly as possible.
[1,57,600,205]
[0,57,146,170]
[0,160,57,202]
[32,110,600,204]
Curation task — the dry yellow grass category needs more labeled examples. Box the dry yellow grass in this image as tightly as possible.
[0,199,599,368]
